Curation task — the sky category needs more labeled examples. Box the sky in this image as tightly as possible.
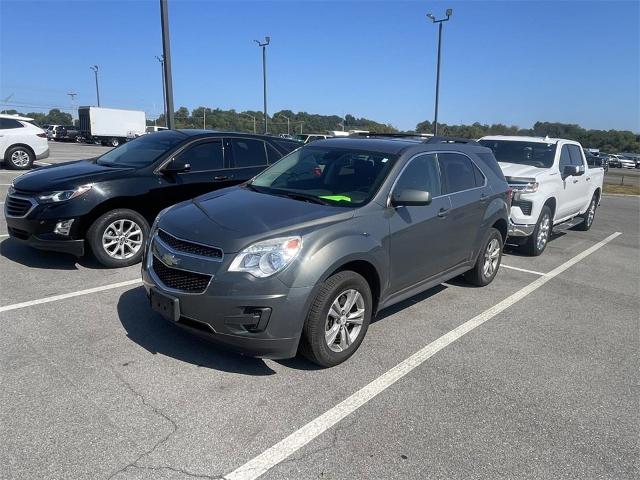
[1,0,639,132]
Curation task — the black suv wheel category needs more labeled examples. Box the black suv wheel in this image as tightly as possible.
[87,209,149,267]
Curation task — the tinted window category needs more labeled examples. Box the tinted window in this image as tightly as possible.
[266,144,282,164]
[476,152,505,180]
[438,153,477,193]
[96,130,186,168]
[478,140,556,169]
[567,145,584,167]
[273,139,299,154]
[559,145,572,171]
[178,140,223,171]
[231,138,267,167]
[0,118,23,129]
[394,153,441,197]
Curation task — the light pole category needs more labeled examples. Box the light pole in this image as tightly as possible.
[241,113,257,133]
[254,36,270,134]
[67,92,77,122]
[160,0,175,129]
[426,8,452,136]
[155,55,167,127]
[89,65,100,106]
[277,114,290,135]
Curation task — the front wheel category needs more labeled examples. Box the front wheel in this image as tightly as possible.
[522,205,552,256]
[464,227,503,286]
[299,271,372,367]
[87,209,149,268]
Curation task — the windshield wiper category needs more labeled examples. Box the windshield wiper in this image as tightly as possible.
[273,190,331,205]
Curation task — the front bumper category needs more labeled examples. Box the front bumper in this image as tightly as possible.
[6,227,84,256]
[141,233,313,359]
[508,218,536,237]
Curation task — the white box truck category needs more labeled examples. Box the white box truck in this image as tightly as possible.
[78,107,146,147]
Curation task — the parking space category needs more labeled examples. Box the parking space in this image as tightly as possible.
[1,192,637,479]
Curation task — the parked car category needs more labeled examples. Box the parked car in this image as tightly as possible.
[4,130,300,267]
[619,153,640,169]
[607,154,624,168]
[479,136,604,256]
[58,125,82,142]
[46,124,60,140]
[0,114,49,169]
[294,133,331,143]
[128,125,169,139]
[142,136,510,366]
[586,154,607,172]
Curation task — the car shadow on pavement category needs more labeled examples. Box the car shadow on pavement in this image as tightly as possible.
[0,238,102,270]
[373,284,447,323]
[504,230,567,257]
[117,286,279,376]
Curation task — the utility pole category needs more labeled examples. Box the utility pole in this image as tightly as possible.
[426,8,452,136]
[67,92,77,122]
[155,55,167,127]
[160,0,175,129]
[240,113,256,133]
[277,114,290,135]
[89,65,100,106]
[254,36,270,134]
[203,109,206,129]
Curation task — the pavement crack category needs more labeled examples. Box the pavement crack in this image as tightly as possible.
[120,464,223,479]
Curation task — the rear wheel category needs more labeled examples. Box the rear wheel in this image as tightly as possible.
[5,145,34,170]
[299,271,372,367]
[87,209,149,268]
[464,228,503,286]
[575,194,597,231]
[109,137,122,147]
[522,205,552,256]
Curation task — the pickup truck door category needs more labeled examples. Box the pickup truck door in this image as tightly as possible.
[568,144,592,213]
[555,144,584,220]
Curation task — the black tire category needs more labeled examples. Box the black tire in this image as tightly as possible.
[464,227,503,286]
[299,271,372,367]
[522,205,552,256]
[87,209,149,268]
[4,145,35,170]
[575,194,598,231]
[109,137,121,147]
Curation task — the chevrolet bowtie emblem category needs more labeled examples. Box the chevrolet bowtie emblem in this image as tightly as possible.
[161,252,180,267]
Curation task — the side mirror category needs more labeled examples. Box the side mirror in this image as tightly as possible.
[391,189,432,207]
[562,165,580,179]
[163,158,191,174]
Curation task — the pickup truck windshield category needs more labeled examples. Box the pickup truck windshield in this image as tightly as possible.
[479,140,556,169]
[96,130,185,168]
[249,146,398,207]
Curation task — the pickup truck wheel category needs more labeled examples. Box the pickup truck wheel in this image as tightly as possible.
[87,209,149,268]
[575,195,597,231]
[109,138,121,147]
[464,228,503,286]
[523,205,552,256]
[299,271,372,367]
[4,146,35,170]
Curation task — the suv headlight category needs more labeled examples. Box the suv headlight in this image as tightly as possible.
[38,184,92,203]
[229,236,302,278]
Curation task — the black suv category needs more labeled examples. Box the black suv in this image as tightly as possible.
[4,130,299,267]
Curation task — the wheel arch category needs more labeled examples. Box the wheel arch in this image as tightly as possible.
[4,143,35,160]
[326,259,382,317]
[543,197,556,219]
[76,198,152,237]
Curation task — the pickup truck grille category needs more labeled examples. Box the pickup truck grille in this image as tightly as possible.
[512,200,533,216]
[152,255,212,293]
[5,195,36,217]
[157,229,223,259]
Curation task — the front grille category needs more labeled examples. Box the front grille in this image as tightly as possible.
[152,255,212,293]
[513,200,533,216]
[5,196,34,217]
[157,229,222,259]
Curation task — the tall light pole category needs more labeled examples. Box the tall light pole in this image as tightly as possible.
[160,0,175,129]
[241,113,257,133]
[254,36,270,134]
[89,65,100,106]
[67,92,77,122]
[426,8,452,136]
[277,114,290,135]
[155,55,167,127]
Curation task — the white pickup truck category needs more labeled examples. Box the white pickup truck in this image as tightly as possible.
[478,136,604,256]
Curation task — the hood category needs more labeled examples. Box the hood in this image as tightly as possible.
[498,162,547,181]
[12,160,134,192]
[159,186,355,253]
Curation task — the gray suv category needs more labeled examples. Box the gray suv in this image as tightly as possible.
[142,136,510,367]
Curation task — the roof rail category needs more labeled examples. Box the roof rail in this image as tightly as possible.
[423,136,479,145]
[349,132,433,139]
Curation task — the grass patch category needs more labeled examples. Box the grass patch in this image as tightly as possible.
[603,183,640,195]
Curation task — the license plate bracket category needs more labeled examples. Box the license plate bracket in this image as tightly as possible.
[150,288,180,322]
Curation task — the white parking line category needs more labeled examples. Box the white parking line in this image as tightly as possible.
[501,264,546,276]
[224,231,622,480]
[0,279,141,313]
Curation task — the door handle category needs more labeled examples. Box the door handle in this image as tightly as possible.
[572,179,579,184]
[480,193,488,202]
[213,175,233,181]
[586,177,591,181]
[437,207,449,218]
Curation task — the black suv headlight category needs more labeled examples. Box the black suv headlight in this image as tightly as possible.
[38,185,92,204]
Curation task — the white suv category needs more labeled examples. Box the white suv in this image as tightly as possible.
[0,114,49,169]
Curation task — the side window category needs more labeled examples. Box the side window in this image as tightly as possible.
[0,118,23,129]
[231,138,268,167]
[559,145,572,171]
[394,153,441,197]
[438,153,477,194]
[266,143,282,164]
[568,145,585,167]
[177,140,223,172]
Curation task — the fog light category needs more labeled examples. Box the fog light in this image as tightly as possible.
[54,219,74,236]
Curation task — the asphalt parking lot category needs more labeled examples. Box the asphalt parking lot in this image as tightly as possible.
[1,142,639,480]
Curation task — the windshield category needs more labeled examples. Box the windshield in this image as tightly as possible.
[249,145,398,207]
[479,140,556,169]
[294,135,308,142]
[96,130,185,168]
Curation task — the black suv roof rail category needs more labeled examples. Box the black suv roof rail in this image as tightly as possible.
[423,136,479,145]
[348,132,479,145]
[349,132,430,139]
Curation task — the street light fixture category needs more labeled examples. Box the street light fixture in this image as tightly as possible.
[241,113,257,133]
[89,65,100,106]
[254,36,270,134]
[156,55,167,127]
[426,8,453,136]
[276,114,290,136]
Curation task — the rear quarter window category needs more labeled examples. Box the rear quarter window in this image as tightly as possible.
[476,152,505,181]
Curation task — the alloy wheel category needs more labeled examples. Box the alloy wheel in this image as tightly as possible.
[587,200,596,227]
[536,214,550,251]
[102,219,143,260]
[482,238,501,278]
[11,150,30,167]
[325,289,365,353]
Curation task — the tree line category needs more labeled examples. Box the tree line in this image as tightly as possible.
[1,108,73,126]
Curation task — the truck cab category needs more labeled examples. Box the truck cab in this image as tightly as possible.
[478,136,604,256]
